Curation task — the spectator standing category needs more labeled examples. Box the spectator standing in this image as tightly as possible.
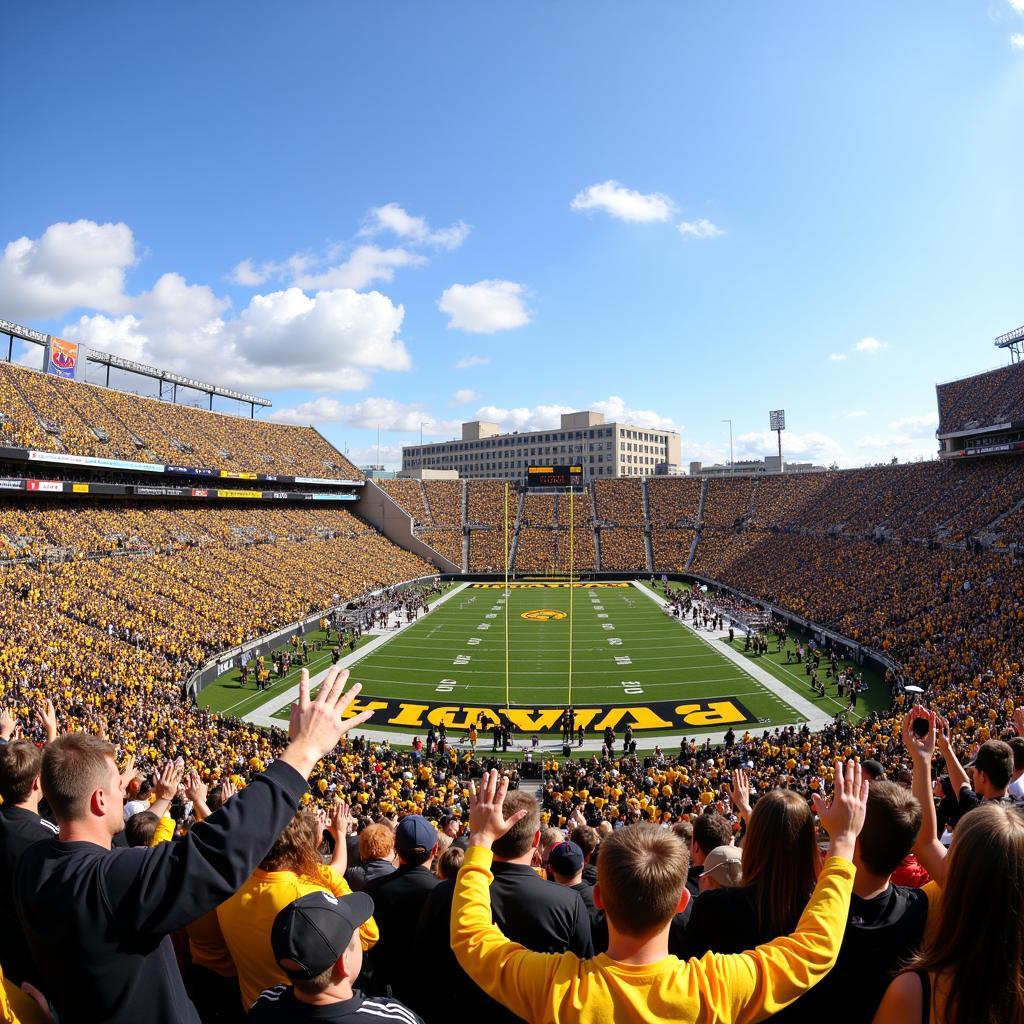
[0,715,59,988]
[413,789,592,1024]
[13,667,372,1024]
[450,765,869,1024]
[247,891,424,1024]
[344,824,396,892]
[363,815,439,1003]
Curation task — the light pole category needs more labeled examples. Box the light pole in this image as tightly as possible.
[722,419,733,474]
[420,422,426,447]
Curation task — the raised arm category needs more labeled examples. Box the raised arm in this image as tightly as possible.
[104,666,374,938]
[711,760,868,1023]
[450,771,564,1023]
[902,707,948,884]
[935,714,970,796]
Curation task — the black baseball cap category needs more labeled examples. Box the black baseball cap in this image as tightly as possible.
[271,890,374,980]
[548,841,584,876]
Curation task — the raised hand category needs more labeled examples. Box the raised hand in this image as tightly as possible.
[810,759,870,862]
[468,769,528,849]
[37,699,58,743]
[220,777,238,802]
[118,755,139,793]
[0,707,16,742]
[329,800,352,839]
[183,770,210,819]
[154,761,184,801]
[900,705,936,761]
[725,767,752,821]
[1013,707,1024,737]
[282,667,375,779]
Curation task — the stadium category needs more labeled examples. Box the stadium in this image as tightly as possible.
[3,6,1024,1023]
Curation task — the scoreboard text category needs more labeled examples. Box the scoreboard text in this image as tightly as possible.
[526,464,584,487]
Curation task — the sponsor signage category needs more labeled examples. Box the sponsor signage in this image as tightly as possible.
[335,696,758,734]
[26,480,63,492]
[165,465,218,477]
[191,488,210,497]
[26,450,163,473]
[44,336,87,380]
[220,470,258,480]
[0,479,26,491]
[311,493,357,501]
[0,319,48,344]
[72,483,89,493]
[295,476,364,487]
[133,485,187,497]
[216,489,262,499]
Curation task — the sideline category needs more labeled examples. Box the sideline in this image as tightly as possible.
[242,582,471,726]
[631,581,834,732]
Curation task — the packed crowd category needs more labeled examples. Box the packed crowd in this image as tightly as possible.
[937,359,1024,434]
[0,361,358,479]
[1,687,1022,1023]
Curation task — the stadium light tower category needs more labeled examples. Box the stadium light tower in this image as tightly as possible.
[769,409,786,471]
[722,419,733,474]
[995,324,1024,364]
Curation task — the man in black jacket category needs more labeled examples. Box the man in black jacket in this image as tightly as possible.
[412,790,592,1024]
[0,737,58,988]
[364,814,439,1001]
[14,665,373,1024]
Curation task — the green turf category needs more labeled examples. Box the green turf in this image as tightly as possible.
[259,581,846,735]
[198,584,461,719]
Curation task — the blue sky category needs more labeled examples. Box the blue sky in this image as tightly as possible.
[2,1,1023,469]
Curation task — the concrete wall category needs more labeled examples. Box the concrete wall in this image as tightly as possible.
[356,480,461,572]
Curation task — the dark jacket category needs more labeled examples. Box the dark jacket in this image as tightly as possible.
[364,863,438,1001]
[14,759,307,1024]
[345,857,395,892]
[412,860,593,1024]
[0,805,58,986]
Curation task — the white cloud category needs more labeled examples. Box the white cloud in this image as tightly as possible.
[454,355,490,370]
[846,410,867,418]
[344,442,405,469]
[269,396,458,435]
[0,220,136,320]
[828,353,848,362]
[360,203,471,251]
[68,285,410,393]
[1010,0,1024,14]
[590,395,678,430]
[294,245,426,291]
[736,429,845,463]
[472,403,575,432]
[439,280,530,333]
[855,336,885,354]
[570,180,675,223]
[887,413,938,433]
[1011,32,1024,47]
[450,388,479,407]
[228,258,270,287]
[469,396,678,434]
[678,219,724,239]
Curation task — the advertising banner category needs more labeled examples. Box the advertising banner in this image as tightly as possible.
[43,336,87,380]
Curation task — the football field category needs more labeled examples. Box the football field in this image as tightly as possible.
[203,581,879,742]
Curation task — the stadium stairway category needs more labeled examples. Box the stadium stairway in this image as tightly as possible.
[641,480,655,571]
[684,478,709,570]
[508,489,525,571]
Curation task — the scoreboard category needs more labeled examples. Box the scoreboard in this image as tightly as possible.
[526,465,584,487]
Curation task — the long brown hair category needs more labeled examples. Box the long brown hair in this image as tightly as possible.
[740,789,819,937]
[908,803,1024,1024]
[260,810,323,881]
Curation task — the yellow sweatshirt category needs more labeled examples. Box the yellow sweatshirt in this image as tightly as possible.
[451,845,855,1024]
[147,815,236,977]
[218,864,379,1010]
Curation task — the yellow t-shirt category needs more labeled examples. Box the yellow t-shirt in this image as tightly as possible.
[451,845,856,1024]
[217,864,378,1010]
[0,968,47,1024]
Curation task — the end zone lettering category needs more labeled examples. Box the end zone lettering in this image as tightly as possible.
[338,696,756,732]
